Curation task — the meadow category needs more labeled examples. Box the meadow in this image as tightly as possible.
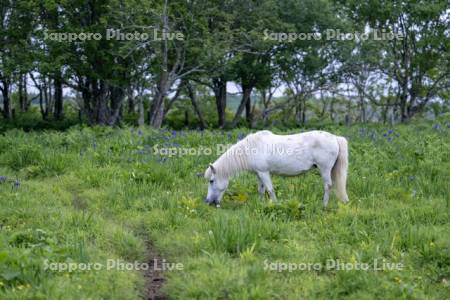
[0,121,449,299]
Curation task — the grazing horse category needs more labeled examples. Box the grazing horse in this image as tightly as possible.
[204,130,349,207]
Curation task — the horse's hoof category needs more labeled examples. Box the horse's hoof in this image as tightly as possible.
[216,204,221,208]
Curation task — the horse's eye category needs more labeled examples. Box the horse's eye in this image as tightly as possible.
[209,180,214,184]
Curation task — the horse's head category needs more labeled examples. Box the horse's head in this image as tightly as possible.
[204,163,229,206]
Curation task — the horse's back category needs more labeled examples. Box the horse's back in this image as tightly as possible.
[249,130,338,148]
[296,130,339,146]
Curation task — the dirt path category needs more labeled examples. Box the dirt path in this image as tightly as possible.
[72,192,166,299]
[143,242,166,300]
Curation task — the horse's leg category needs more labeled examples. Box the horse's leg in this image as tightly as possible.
[319,166,333,207]
[257,171,277,202]
[257,175,266,199]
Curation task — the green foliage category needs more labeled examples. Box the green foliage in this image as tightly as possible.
[0,111,80,132]
[206,211,280,256]
[1,143,43,171]
[0,120,449,298]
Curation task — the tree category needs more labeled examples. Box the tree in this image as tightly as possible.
[146,0,206,128]
[340,34,384,122]
[271,0,345,125]
[228,0,283,128]
[338,0,450,121]
[0,0,34,119]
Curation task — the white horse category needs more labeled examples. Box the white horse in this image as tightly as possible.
[204,130,349,207]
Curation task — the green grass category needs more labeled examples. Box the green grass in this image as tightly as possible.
[0,122,449,299]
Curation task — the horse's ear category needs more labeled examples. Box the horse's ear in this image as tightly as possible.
[209,163,216,174]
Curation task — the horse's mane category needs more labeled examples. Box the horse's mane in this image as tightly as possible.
[204,131,271,178]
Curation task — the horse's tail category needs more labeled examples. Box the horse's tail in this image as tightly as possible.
[332,136,349,203]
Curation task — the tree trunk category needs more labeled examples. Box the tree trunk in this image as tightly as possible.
[138,95,145,126]
[53,72,64,120]
[108,85,124,125]
[295,98,301,124]
[149,90,166,128]
[359,95,366,123]
[81,80,92,123]
[149,4,171,129]
[356,85,366,123]
[42,77,52,119]
[294,95,306,125]
[245,93,252,124]
[261,90,269,125]
[127,87,135,113]
[30,73,47,119]
[149,66,170,128]
[18,76,25,113]
[23,75,29,111]
[345,98,352,126]
[301,97,306,125]
[382,99,389,124]
[39,90,46,120]
[329,97,335,122]
[91,80,109,125]
[231,85,252,128]
[0,80,11,120]
[80,78,124,126]
[212,77,227,128]
[399,87,408,123]
[186,82,206,130]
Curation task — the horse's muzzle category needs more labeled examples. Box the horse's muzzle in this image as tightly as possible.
[204,197,217,205]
